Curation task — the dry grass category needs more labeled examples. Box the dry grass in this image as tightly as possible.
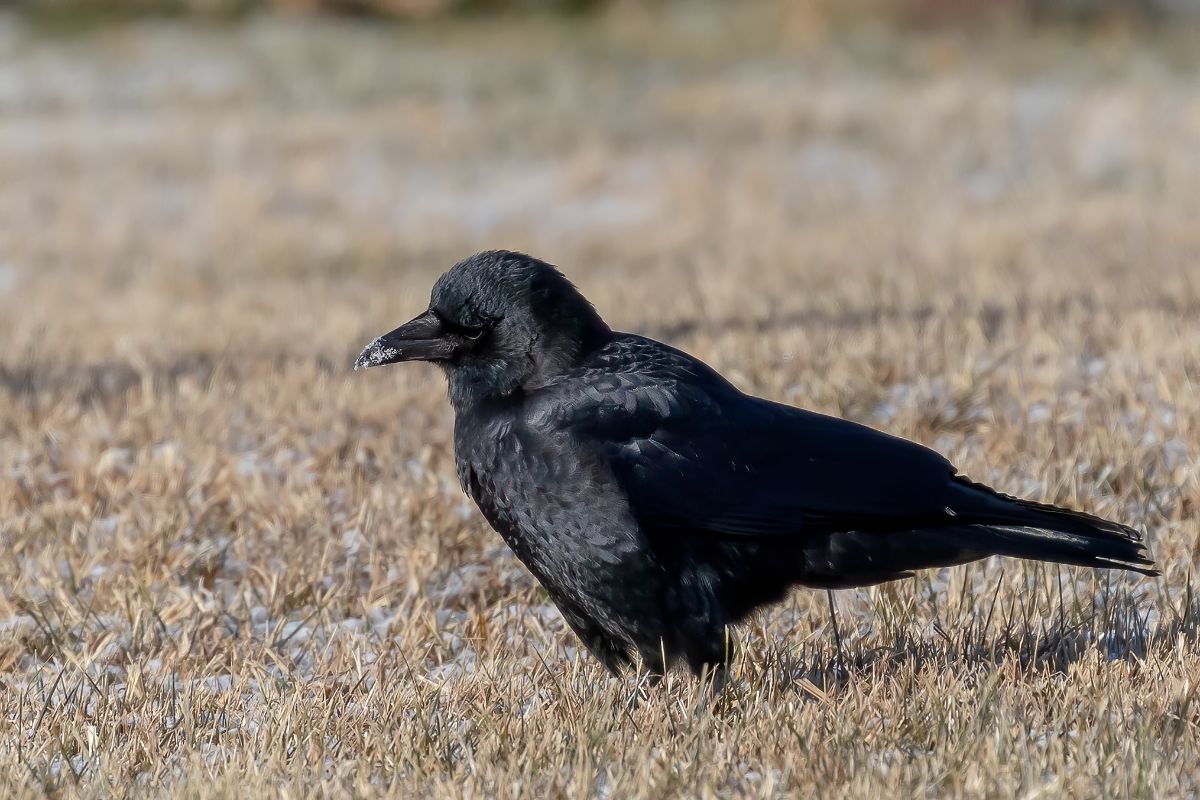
[1,6,1199,797]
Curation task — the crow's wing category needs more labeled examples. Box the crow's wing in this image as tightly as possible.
[529,367,965,539]
[527,336,1154,575]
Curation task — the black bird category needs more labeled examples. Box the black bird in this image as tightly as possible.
[356,250,1157,676]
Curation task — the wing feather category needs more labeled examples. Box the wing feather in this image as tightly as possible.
[530,363,961,539]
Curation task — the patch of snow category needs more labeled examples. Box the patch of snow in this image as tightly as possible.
[341,528,366,556]
[784,141,891,205]
[0,615,35,639]
[202,675,233,694]
[430,564,491,604]
[0,262,18,294]
[95,447,135,477]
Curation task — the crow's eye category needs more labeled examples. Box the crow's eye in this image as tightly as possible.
[431,308,487,341]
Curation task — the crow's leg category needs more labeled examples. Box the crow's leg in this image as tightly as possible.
[825,589,846,670]
[683,626,734,694]
[633,639,668,681]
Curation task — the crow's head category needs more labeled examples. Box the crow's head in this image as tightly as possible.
[355,251,611,405]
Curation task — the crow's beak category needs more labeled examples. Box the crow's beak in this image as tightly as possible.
[354,310,455,370]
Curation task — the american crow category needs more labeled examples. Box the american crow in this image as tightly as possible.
[355,250,1158,676]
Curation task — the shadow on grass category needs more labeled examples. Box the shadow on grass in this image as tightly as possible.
[752,571,1179,703]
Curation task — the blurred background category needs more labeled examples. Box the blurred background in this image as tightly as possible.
[3,0,1198,360]
[1,0,1199,795]
[13,0,1200,23]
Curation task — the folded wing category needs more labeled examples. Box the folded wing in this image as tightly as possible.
[531,362,1155,576]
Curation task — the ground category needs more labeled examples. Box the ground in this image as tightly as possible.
[0,5,1199,797]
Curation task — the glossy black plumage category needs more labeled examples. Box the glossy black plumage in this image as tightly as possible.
[356,250,1157,676]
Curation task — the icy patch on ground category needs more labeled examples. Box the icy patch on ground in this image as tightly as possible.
[0,262,19,294]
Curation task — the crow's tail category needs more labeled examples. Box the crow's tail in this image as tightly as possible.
[949,476,1159,576]
[799,478,1158,589]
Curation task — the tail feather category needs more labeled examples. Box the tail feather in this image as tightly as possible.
[950,476,1159,576]
[797,477,1159,588]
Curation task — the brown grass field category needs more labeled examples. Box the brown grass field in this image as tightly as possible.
[1,5,1199,797]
